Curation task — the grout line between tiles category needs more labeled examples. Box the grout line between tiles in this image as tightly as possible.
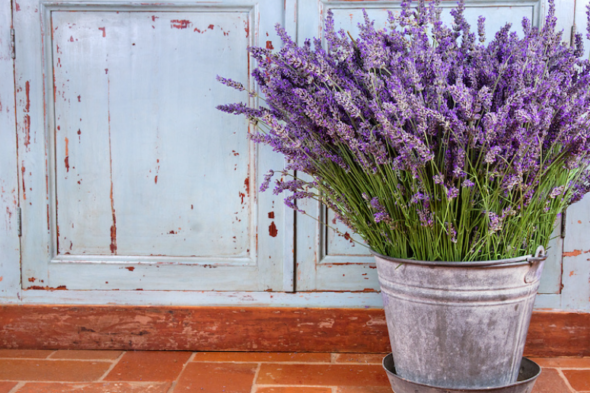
[250,363,262,393]
[0,357,115,362]
[255,384,348,388]
[7,382,25,393]
[556,368,578,393]
[96,351,125,382]
[165,351,196,393]
[190,360,379,365]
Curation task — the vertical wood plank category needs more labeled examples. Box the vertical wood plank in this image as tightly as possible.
[0,0,20,301]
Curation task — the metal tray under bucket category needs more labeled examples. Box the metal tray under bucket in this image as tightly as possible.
[382,354,541,393]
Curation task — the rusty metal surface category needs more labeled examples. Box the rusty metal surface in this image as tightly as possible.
[374,250,546,389]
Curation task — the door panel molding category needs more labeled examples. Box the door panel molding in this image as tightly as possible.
[17,0,289,291]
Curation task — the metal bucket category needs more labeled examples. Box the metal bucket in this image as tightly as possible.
[374,247,546,389]
[382,353,541,393]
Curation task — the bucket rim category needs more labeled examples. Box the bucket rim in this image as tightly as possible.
[371,246,546,268]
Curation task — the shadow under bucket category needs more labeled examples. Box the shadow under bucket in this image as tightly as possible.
[382,353,541,393]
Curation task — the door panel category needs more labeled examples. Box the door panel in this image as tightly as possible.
[17,0,289,291]
[296,0,563,293]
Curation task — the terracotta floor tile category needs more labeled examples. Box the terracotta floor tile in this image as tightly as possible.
[0,349,54,359]
[336,387,393,393]
[50,350,123,360]
[193,352,331,363]
[531,368,571,393]
[333,354,386,364]
[530,357,590,369]
[173,362,257,392]
[562,369,590,392]
[256,388,332,393]
[257,364,390,386]
[0,382,18,393]
[103,351,191,382]
[16,382,172,393]
[0,359,110,382]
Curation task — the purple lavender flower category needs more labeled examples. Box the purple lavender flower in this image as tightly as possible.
[217,0,590,261]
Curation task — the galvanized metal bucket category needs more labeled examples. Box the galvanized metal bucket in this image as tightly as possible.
[382,353,542,393]
[374,247,546,390]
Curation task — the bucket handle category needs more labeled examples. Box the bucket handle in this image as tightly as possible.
[524,246,545,283]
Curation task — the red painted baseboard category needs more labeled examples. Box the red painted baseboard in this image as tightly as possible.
[0,306,587,356]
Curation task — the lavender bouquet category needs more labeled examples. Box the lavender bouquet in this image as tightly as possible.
[218,0,590,262]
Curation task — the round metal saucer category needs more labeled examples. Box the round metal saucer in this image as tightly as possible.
[382,353,541,393]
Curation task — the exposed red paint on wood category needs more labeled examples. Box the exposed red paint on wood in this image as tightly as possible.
[64,137,69,172]
[0,307,585,356]
[266,41,274,50]
[239,192,246,204]
[152,16,158,22]
[21,165,26,200]
[24,286,67,291]
[23,115,31,149]
[98,27,106,37]
[69,36,74,42]
[154,175,158,184]
[563,250,582,257]
[244,177,250,195]
[268,211,275,219]
[15,2,20,11]
[269,221,278,237]
[525,311,590,357]
[77,95,81,102]
[125,267,135,272]
[107,77,117,255]
[244,20,249,37]
[171,20,191,29]
[208,24,214,30]
[24,81,30,113]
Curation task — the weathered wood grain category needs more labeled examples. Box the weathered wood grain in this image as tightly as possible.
[0,306,586,356]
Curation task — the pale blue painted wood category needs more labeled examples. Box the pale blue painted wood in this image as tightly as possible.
[295,0,563,294]
[16,0,289,291]
[0,0,21,300]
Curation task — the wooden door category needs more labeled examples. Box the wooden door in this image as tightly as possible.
[15,0,292,291]
[295,0,565,293]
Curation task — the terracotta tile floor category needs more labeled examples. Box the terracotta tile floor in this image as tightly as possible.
[0,350,587,392]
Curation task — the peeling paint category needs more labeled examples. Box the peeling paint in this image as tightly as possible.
[23,115,31,149]
[64,137,69,172]
[171,19,192,29]
[564,250,582,257]
[24,81,30,113]
[268,211,275,219]
[269,221,278,237]
[98,27,106,37]
[125,267,135,272]
[244,177,250,195]
[21,165,26,200]
[266,41,274,50]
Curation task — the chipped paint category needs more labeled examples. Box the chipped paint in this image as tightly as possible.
[98,27,106,37]
[266,41,274,49]
[64,137,69,172]
[171,19,192,29]
[564,250,583,257]
[24,81,30,112]
[269,221,278,237]
[125,267,135,272]
[268,211,275,219]
[107,77,117,255]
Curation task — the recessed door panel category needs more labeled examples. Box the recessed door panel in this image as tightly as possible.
[296,0,562,293]
[16,0,289,291]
